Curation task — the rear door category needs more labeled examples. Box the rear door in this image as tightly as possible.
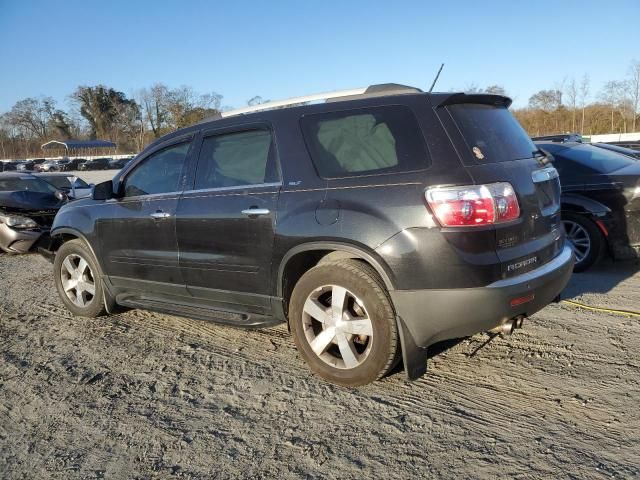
[176,125,281,313]
[438,100,564,278]
[100,138,193,295]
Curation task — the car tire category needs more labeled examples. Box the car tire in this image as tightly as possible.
[53,239,107,317]
[562,212,605,272]
[289,259,399,387]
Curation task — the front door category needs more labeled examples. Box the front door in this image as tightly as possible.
[101,139,193,295]
[176,126,281,313]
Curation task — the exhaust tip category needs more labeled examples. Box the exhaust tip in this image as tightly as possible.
[489,316,525,335]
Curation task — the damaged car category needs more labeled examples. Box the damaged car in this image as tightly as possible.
[0,172,67,254]
[34,172,94,199]
[536,141,640,271]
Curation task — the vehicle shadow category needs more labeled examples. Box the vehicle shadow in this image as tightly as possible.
[561,257,640,299]
[388,258,640,379]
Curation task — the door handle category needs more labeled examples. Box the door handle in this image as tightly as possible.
[241,208,270,217]
[150,211,172,219]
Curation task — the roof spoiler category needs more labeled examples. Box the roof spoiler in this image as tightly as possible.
[431,93,512,108]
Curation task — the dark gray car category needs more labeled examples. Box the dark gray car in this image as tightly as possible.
[0,172,65,253]
[42,85,574,386]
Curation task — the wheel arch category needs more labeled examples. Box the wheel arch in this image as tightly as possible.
[52,227,117,313]
[561,193,611,216]
[51,227,102,270]
[277,242,396,321]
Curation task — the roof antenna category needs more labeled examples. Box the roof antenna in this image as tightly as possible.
[428,63,445,93]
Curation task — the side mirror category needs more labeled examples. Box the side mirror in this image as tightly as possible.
[54,190,68,202]
[92,180,115,200]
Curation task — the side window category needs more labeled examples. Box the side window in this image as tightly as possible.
[194,129,277,189]
[300,105,430,179]
[123,142,190,197]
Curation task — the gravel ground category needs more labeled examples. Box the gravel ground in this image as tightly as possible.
[0,184,639,478]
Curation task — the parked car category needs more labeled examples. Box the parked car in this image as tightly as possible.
[1,161,21,172]
[0,172,66,253]
[592,142,640,160]
[78,157,112,171]
[531,133,583,143]
[43,84,574,386]
[34,173,93,199]
[108,157,132,169]
[60,158,86,171]
[536,141,640,271]
[35,159,64,172]
[16,161,35,172]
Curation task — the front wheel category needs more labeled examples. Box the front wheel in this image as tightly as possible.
[53,239,107,317]
[289,259,399,387]
[562,212,605,272]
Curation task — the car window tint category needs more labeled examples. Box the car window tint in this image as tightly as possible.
[301,105,430,178]
[560,144,635,173]
[195,130,275,189]
[124,142,189,197]
[0,177,58,193]
[449,104,535,163]
[43,177,70,190]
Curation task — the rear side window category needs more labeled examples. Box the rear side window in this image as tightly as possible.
[195,130,278,189]
[301,105,430,179]
[448,104,535,163]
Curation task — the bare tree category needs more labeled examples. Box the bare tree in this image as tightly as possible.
[565,78,578,132]
[579,74,590,134]
[139,84,171,138]
[529,89,562,112]
[629,60,640,131]
[6,97,54,139]
[600,80,632,133]
[484,85,507,96]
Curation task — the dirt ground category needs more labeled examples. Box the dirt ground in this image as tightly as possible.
[0,176,639,478]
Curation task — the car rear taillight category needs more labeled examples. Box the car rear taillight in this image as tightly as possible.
[425,182,520,227]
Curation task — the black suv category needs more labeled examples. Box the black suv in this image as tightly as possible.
[44,84,574,386]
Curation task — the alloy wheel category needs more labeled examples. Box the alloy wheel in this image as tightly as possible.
[302,284,374,369]
[60,253,96,307]
[563,219,591,264]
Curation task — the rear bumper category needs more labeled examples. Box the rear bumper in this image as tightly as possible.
[0,223,45,254]
[391,244,574,378]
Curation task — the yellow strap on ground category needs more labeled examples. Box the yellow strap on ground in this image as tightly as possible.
[561,299,640,318]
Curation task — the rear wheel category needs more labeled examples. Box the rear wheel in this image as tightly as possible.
[563,212,605,272]
[54,239,106,317]
[289,259,399,387]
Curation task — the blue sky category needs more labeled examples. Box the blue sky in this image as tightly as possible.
[0,0,638,112]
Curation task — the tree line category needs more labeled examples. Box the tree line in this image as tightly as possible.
[1,59,639,159]
[485,60,640,138]
[0,84,225,158]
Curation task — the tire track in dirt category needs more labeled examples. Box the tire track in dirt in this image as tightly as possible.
[1,253,639,478]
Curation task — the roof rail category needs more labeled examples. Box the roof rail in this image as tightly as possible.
[218,83,422,119]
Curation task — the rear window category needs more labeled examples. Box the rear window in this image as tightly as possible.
[301,105,430,179]
[553,144,635,173]
[448,104,536,163]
